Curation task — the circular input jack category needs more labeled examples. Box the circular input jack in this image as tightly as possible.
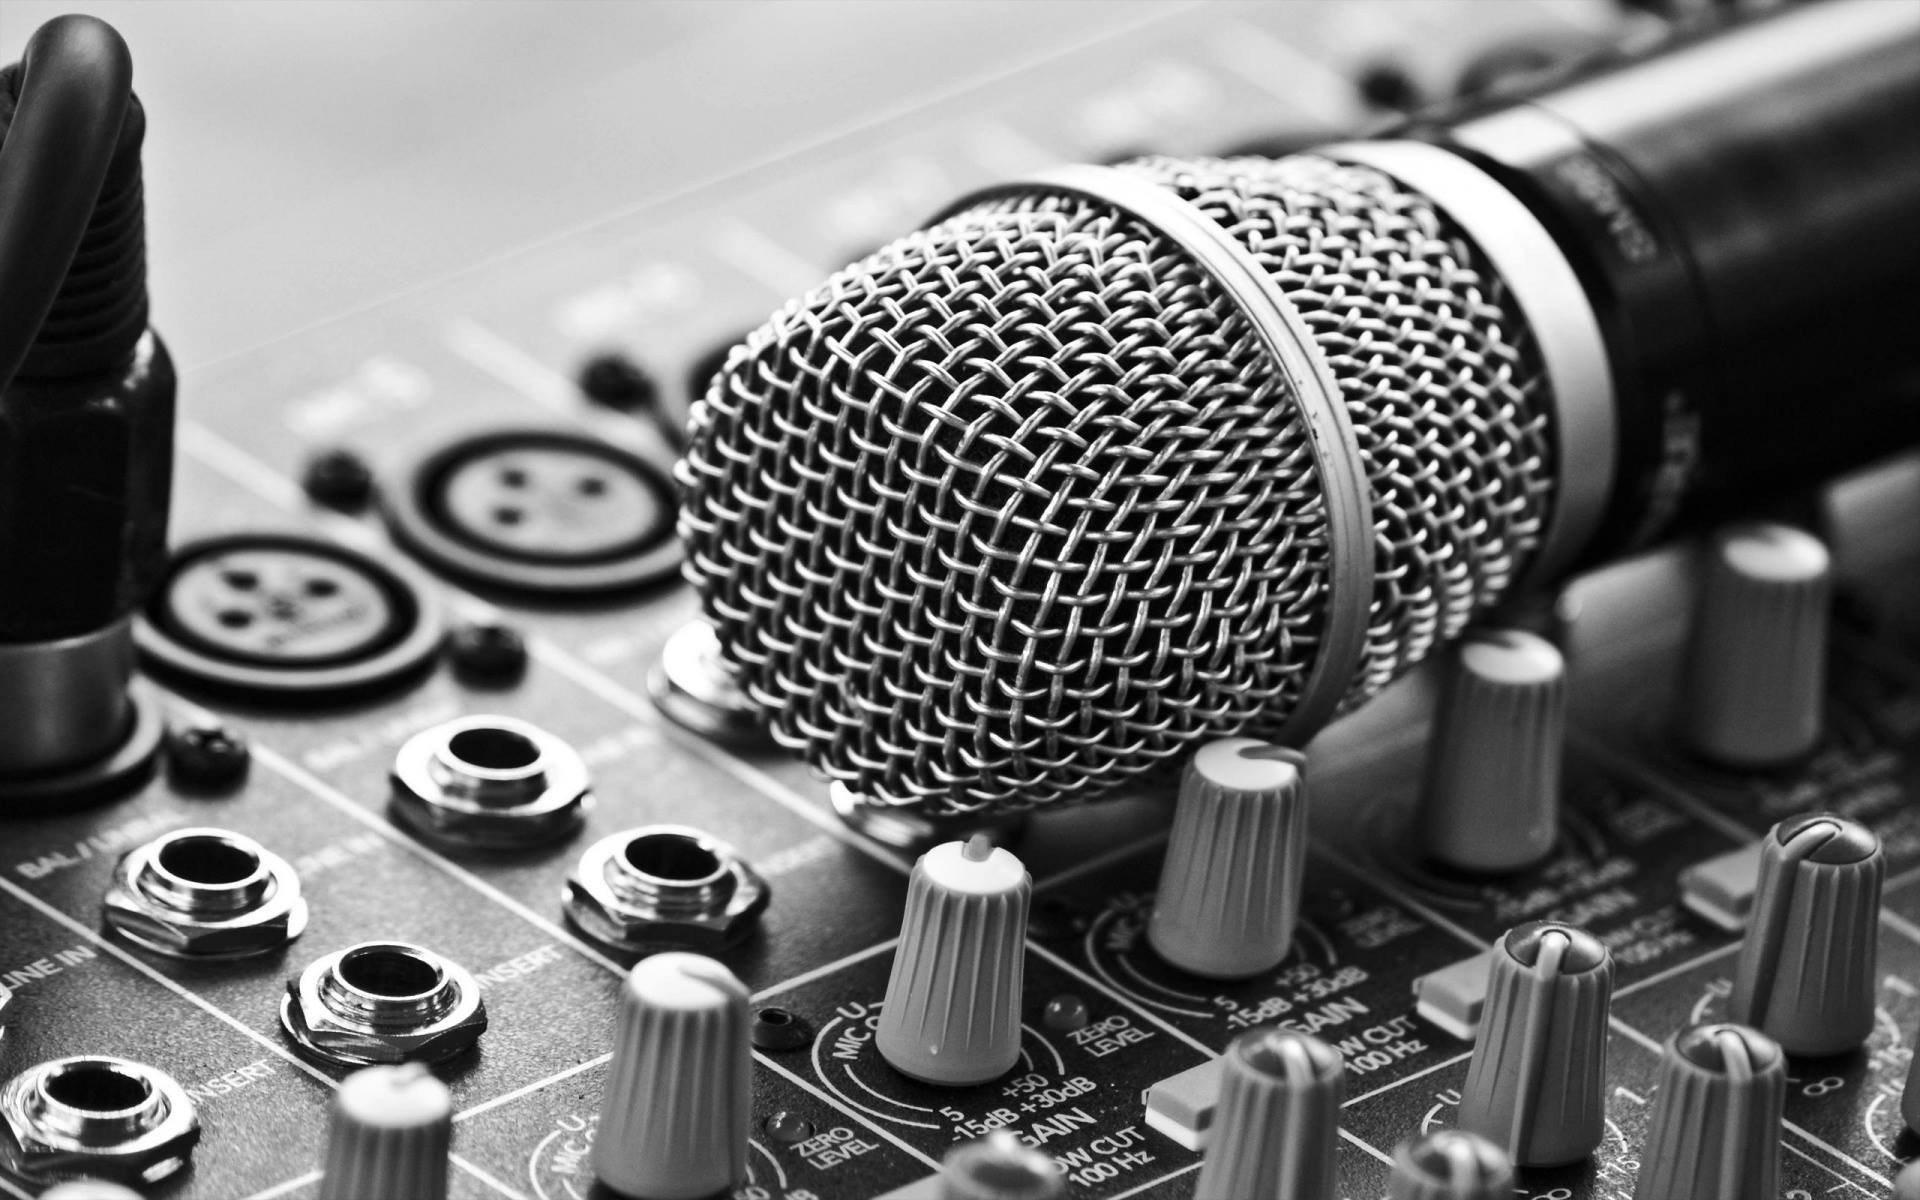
[649,620,772,747]
[391,715,590,849]
[136,534,443,702]
[565,825,770,955]
[0,1056,200,1187]
[104,827,307,960]
[282,941,487,1067]
[382,427,679,595]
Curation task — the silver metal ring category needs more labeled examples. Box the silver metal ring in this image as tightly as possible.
[940,166,1376,744]
[1320,140,1616,590]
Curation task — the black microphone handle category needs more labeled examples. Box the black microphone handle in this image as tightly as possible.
[1432,0,1920,564]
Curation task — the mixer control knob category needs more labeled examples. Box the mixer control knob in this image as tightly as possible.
[594,953,751,1200]
[1148,738,1307,978]
[1633,1023,1785,1200]
[1388,1129,1514,1200]
[1194,1029,1343,1200]
[1903,1016,1920,1134]
[1682,522,1830,768]
[1457,921,1613,1167]
[938,1131,1066,1199]
[1726,814,1881,1056]
[877,835,1030,1086]
[318,1064,452,1200]
[1416,630,1565,873]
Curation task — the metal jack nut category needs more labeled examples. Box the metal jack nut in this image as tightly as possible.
[565,825,770,955]
[103,828,306,959]
[281,942,487,1068]
[390,715,590,848]
[0,1056,200,1188]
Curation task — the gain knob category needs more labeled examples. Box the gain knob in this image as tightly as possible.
[317,1064,452,1200]
[1899,1159,1920,1199]
[1194,1029,1343,1200]
[1681,522,1831,768]
[877,835,1030,1086]
[1726,814,1882,1056]
[1389,1129,1514,1200]
[1904,1015,1920,1134]
[939,1131,1066,1199]
[594,953,751,1200]
[1457,921,1613,1167]
[1633,1023,1785,1200]
[1416,629,1566,874]
[1147,738,1307,978]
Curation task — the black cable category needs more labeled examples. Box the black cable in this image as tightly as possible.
[0,15,133,395]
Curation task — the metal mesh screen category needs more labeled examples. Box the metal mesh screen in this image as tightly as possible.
[676,154,1555,813]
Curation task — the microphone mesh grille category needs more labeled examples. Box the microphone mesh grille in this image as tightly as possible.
[677,155,1554,812]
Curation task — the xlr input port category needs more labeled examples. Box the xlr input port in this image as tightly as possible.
[0,1056,200,1188]
[382,427,678,596]
[136,533,443,702]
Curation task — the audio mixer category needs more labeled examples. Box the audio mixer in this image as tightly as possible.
[4,1,1920,1198]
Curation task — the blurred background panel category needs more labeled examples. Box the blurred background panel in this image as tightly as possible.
[1,1,1169,365]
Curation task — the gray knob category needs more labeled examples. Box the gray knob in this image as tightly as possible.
[1898,1159,1920,1199]
[939,1131,1066,1200]
[1633,1023,1785,1200]
[878,835,1030,1086]
[1904,1013,1920,1134]
[317,1064,452,1200]
[1148,738,1307,978]
[1193,1029,1343,1200]
[1417,630,1565,873]
[40,1185,146,1200]
[594,953,751,1200]
[1682,522,1830,767]
[1457,922,1613,1167]
[1726,814,1882,1056]
[1388,1129,1514,1200]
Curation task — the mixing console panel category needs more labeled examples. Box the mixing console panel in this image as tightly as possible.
[5,1,1920,1197]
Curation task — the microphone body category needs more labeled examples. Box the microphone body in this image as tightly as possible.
[678,0,1920,814]
[1434,0,1920,559]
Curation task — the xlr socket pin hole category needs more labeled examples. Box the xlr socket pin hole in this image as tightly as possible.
[338,945,445,1003]
[624,832,725,885]
[43,1062,153,1117]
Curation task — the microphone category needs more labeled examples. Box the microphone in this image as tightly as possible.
[676,0,1920,815]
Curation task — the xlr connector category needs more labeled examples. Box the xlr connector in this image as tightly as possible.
[0,16,172,807]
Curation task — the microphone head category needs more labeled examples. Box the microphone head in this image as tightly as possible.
[676,154,1556,813]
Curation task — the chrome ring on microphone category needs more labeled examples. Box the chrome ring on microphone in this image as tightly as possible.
[937,165,1376,747]
[1320,140,1617,591]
